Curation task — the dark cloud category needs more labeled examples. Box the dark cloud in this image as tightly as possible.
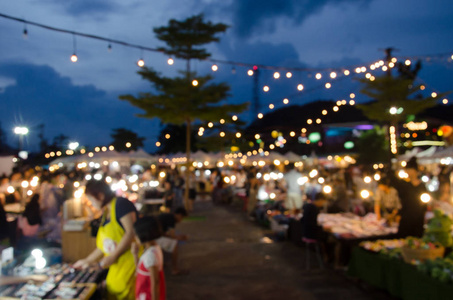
[0,63,158,151]
[231,0,371,38]
[43,0,120,17]
[219,38,301,66]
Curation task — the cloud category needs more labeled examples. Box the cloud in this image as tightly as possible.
[43,0,121,17]
[231,0,371,38]
[0,62,159,151]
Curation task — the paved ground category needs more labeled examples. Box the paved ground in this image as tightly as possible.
[165,201,397,300]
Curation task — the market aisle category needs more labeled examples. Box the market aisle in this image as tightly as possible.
[165,201,395,300]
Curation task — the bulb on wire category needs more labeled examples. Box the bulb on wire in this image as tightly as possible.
[71,53,78,62]
[137,59,145,67]
[167,58,174,65]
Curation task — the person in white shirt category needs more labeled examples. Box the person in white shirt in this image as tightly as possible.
[282,163,303,211]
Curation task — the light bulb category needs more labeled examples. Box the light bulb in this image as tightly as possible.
[137,59,145,67]
[71,54,78,62]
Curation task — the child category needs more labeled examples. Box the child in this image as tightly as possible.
[133,216,166,300]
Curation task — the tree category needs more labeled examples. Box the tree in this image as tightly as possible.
[120,14,248,202]
[110,128,145,152]
[357,59,448,157]
[355,127,389,165]
[157,124,198,154]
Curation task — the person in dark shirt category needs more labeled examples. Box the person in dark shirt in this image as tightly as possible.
[74,179,138,300]
[390,157,428,238]
[0,200,8,241]
[156,207,188,275]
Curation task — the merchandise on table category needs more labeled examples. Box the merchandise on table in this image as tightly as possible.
[318,212,398,239]
[0,263,103,299]
[360,239,405,252]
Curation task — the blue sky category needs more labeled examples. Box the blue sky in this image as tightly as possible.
[0,0,452,152]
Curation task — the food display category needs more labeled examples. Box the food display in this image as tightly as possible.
[360,239,405,253]
[318,213,398,239]
[417,252,453,284]
[0,264,102,299]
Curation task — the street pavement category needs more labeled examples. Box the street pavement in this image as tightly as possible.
[166,200,396,300]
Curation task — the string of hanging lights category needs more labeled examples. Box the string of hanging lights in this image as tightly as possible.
[1,12,452,73]
[1,12,451,154]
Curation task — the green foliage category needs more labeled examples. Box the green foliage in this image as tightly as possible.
[110,128,145,152]
[423,210,453,247]
[119,14,248,161]
[357,75,445,124]
[355,127,389,164]
[153,14,229,61]
[120,70,246,125]
[157,124,198,154]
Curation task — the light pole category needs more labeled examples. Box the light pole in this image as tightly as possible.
[14,126,29,153]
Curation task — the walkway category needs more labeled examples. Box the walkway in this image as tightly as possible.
[166,201,395,300]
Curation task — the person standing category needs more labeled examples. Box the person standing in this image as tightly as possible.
[134,216,166,300]
[282,163,303,212]
[74,180,138,300]
[156,207,188,275]
[390,157,428,238]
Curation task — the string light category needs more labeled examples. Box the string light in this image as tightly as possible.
[325,82,331,89]
[269,104,274,109]
[23,23,28,39]
[286,72,292,78]
[322,110,327,115]
[192,79,198,86]
[167,58,174,65]
[2,13,453,79]
[208,122,214,128]
[431,92,437,98]
[263,86,269,92]
[273,72,280,79]
[350,93,355,98]
[211,64,218,71]
[258,113,263,119]
[220,119,225,124]
[247,70,254,76]
[330,72,337,79]
[349,100,355,105]
[283,98,289,104]
[297,84,304,91]
[315,73,322,80]
[443,98,449,104]
[137,58,145,67]
[232,115,238,121]
[71,34,78,62]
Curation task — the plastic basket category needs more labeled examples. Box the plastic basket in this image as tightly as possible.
[401,246,445,263]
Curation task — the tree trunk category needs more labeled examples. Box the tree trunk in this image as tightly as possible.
[184,120,191,209]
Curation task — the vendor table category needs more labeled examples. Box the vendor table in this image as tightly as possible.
[139,198,165,215]
[348,247,453,300]
[3,203,23,214]
[61,227,97,263]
